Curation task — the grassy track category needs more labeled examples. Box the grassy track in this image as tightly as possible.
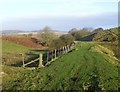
[2,42,119,91]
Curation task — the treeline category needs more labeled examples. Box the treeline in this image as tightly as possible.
[36,27,93,49]
[36,26,75,49]
[36,26,119,49]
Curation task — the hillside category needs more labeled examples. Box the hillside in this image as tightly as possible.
[79,33,97,41]
[2,35,43,48]
[93,27,118,42]
[2,42,119,91]
[2,40,40,66]
[80,27,118,42]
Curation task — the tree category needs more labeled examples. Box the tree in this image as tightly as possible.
[50,38,65,49]
[37,26,58,46]
[60,34,75,46]
[68,28,91,41]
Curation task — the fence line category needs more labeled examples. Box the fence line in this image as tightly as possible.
[23,42,75,67]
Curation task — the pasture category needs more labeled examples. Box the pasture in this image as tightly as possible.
[2,42,119,90]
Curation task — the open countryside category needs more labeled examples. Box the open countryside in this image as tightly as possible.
[1,0,120,91]
[1,26,120,91]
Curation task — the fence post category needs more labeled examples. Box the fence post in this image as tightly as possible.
[65,46,67,53]
[67,45,69,52]
[57,49,59,56]
[50,51,52,61]
[39,53,44,67]
[47,52,49,62]
[62,46,64,54]
[55,49,56,58]
[69,44,72,50]
[66,45,68,52]
[22,53,25,67]
[51,50,53,60]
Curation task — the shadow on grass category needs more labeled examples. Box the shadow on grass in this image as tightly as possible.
[10,51,40,67]
[10,49,74,67]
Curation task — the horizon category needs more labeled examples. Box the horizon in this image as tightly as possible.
[1,0,119,31]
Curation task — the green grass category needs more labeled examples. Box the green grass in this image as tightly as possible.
[2,42,119,91]
[2,40,33,55]
[2,40,42,66]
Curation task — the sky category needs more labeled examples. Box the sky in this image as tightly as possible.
[0,0,119,31]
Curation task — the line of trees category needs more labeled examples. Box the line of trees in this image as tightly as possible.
[37,26,115,49]
[37,26,75,49]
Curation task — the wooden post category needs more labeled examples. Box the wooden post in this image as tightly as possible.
[60,48,62,54]
[66,45,68,52]
[67,45,70,51]
[57,49,59,56]
[65,46,67,53]
[39,53,44,67]
[55,49,56,58]
[50,51,52,61]
[63,46,66,54]
[70,44,72,50]
[51,50,53,60]
[56,49,58,56]
[22,53,25,67]
[62,47,64,54]
[47,52,49,62]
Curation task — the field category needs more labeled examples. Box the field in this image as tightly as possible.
[2,35,43,48]
[2,42,119,91]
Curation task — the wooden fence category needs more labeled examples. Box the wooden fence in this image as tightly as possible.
[23,42,75,67]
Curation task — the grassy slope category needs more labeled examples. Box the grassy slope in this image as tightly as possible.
[2,40,41,66]
[2,40,33,55]
[2,42,119,90]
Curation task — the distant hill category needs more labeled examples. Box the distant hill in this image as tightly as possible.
[1,30,67,36]
[2,30,24,34]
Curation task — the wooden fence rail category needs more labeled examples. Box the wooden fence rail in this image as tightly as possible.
[22,42,75,67]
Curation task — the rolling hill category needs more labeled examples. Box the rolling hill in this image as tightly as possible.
[2,42,119,91]
[2,35,43,48]
[80,27,118,42]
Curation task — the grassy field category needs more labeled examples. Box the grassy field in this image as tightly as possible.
[2,40,42,66]
[2,40,33,54]
[2,42,119,91]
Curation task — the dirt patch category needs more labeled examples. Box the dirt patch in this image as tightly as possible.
[2,35,43,48]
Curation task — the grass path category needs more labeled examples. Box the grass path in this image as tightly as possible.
[2,42,119,90]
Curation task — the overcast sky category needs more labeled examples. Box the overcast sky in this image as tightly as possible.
[0,0,119,31]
